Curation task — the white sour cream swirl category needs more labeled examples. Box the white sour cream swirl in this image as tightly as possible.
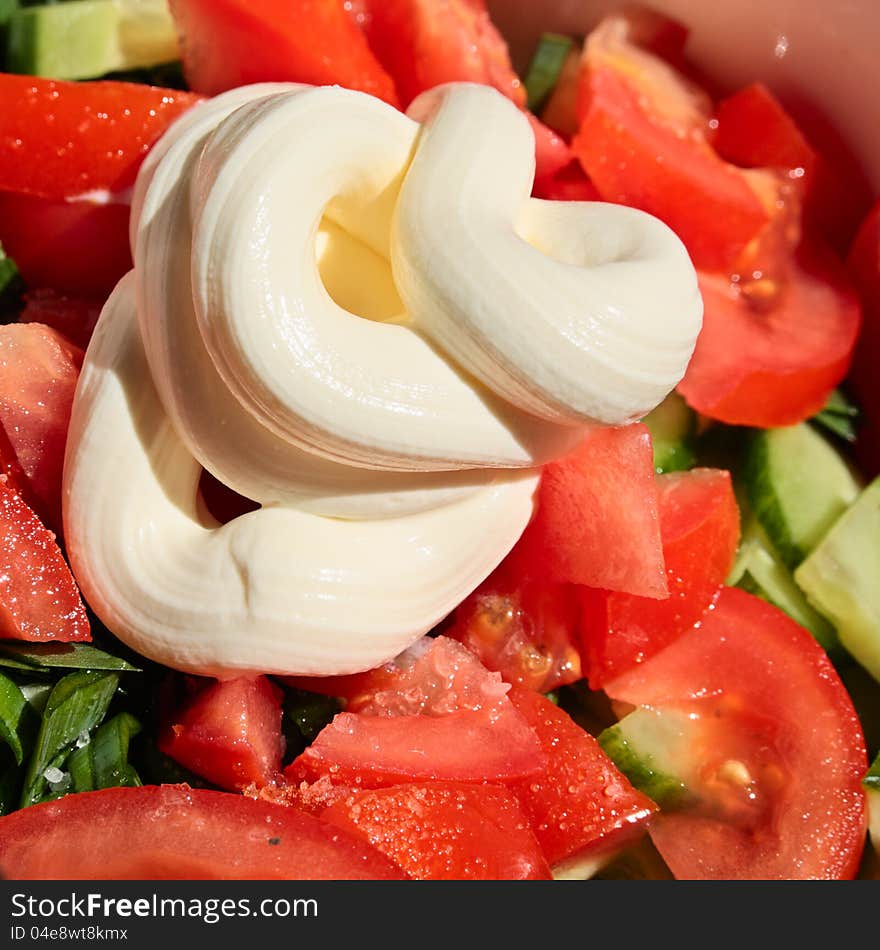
[63,82,701,677]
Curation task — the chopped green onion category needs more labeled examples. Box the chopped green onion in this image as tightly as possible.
[811,388,860,442]
[0,671,31,764]
[0,641,140,672]
[19,669,119,807]
[67,711,141,792]
[523,32,573,113]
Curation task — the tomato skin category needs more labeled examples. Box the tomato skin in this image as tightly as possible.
[507,687,656,869]
[0,323,83,535]
[0,192,131,298]
[505,424,666,598]
[678,242,861,427]
[847,199,880,477]
[0,75,200,199]
[322,781,552,880]
[0,784,404,880]
[532,161,601,202]
[18,289,103,352]
[0,482,90,642]
[362,0,523,108]
[159,676,284,791]
[169,0,397,104]
[580,468,740,688]
[606,588,867,880]
[572,30,768,272]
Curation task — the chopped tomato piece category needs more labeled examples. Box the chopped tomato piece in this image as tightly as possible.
[168,0,397,104]
[508,686,656,869]
[0,193,131,298]
[159,676,284,791]
[0,423,32,507]
[532,161,601,202]
[0,482,90,642]
[361,0,524,107]
[580,469,740,688]
[528,113,572,183]
[572,14,769,272]
[0,75,200,199]
[291,708,543,787]
[714,83,816,174]
[0,323,83,534]
[322,781,552,880]
[0,785,403,879]
[606,588,867,879]
[287,637,544,787]
[447,569,582,692]
[847,199,880,476]
[19,289,103,352]
[504,424,666,597]
[678,242,861,427]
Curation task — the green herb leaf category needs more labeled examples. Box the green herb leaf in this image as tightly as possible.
[866,752,880,792]
[0,670,39,764]
[811,389,860,442]
[523,32,574,113]
[19,669,119,807]
[0,641,140,672]
[0,240,23,317]
[280,687,340,759]
[68,712,141,793]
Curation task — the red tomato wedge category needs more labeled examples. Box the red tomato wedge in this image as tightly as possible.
[580,468,740,688]
[447,570,582,692]
[0,323,83,534]
[0,193,131,298]
[507,687,656,869]
[678,242,861,427]
[572,14,769,272]
[606,588,867,880]
[287,637,544,787]
[159,676,284,791]
[168,0,397,104]
[847,199,880,476]
[504,424,666,597]
[0,74,200,199]
[527,113,573,183]
[0,482,90,642]
[361,0,524,108]
[532,161,601,202]
[322,781,552,880]
[0,785,404,880]
[18,289,103,353]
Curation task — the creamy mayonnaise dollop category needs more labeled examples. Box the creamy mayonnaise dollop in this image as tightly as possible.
[63,82,702,677]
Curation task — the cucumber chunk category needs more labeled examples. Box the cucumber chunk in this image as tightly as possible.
[643,392,696,474]
[730,513,840,655]
[866,754,880,856]
[7,0,177,80]
[743,423,861,569]
[795,477,880,682]
[598,707,692,807]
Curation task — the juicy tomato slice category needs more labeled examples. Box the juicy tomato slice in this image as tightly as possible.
[0,193,132,298]
[606,587,868,880]
[527,113,573,183]
[579,468,740,688]
[287,637,544,787]
[446,569,582,692]
[322,781,552,880]
[0,784,404,880]
[0,323,83,535]
[0,482,90,642]
[159,676,284,791]
[18,289,103,352]
[504,424,666,598]
[361,0,524,107]
[507,686,656,869]
[572,14,769,272]
[0,74,200,199]
[168,0,397,104]
[678,241,862,427]
[847,199,880,477]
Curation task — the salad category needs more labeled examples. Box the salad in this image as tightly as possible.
[0,0,878,882]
